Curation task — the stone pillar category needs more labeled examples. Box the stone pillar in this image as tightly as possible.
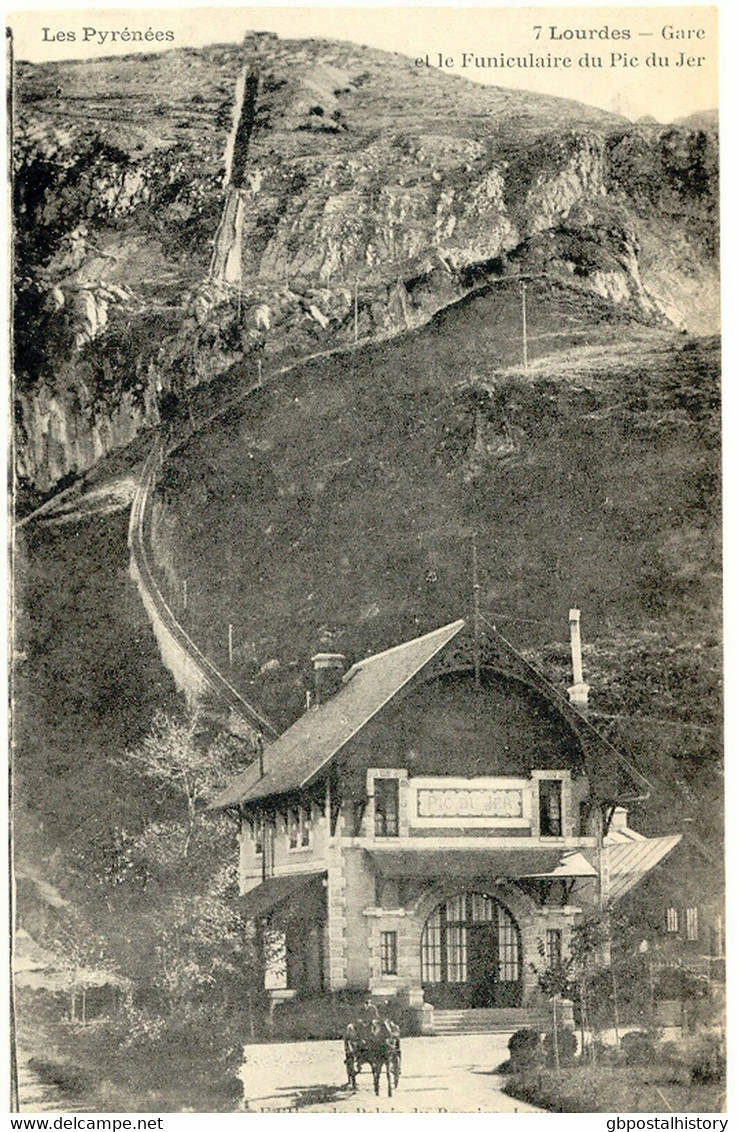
[326,871,348,989]
[326,830,348,990]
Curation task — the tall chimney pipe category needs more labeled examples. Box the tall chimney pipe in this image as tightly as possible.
[567,608,590,709]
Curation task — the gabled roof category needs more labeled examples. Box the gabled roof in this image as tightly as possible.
[210,619,466,808]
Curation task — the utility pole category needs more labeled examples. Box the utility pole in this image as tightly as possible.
[257,357,263,389]
[182,579,188,611]
[228,623,234,667]
[472,531,481,690]
[354,277,359,343]
[520,280,528,370]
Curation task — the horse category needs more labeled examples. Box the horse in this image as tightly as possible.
[344,1019,401,1097]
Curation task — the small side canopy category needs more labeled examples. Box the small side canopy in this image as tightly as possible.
[521,850,597,878]
[240,871,327,923]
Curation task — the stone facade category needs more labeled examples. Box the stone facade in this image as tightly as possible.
[218,623,679,1016]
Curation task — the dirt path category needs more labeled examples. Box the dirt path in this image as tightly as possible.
[241,1033,544,1113]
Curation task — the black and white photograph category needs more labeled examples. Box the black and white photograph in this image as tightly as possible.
[8,4,724,1113]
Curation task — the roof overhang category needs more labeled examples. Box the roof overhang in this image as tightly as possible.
[366,847,596,880]
[211,619,465,808]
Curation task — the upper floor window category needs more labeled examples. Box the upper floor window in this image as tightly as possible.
[666,907,679,933]
[539,779,563,837]
[375,778,399,837]
[288,805,311,850]
[301,805,312,848]
[288,808,299,850]
[686,907,699,942]
[263,819,275,878]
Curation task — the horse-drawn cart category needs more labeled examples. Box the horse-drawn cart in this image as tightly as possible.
[344,1020,401,1097]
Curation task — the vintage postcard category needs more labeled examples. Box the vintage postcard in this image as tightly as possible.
[8,4,723,1114]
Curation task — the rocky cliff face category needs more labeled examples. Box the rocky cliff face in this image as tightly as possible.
[13,35,719,495]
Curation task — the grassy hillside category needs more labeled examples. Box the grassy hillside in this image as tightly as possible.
[152,277,720,841]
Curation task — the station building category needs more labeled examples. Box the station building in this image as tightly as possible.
[211,616,681,1021]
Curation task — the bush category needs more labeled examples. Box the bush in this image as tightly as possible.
[57,1002,247,1111]
[654,967,707,1001]
[690,1033,725,1084]
[621,1030,657,1066]
[508,1028,544,1071]
[267,994,419,1042]
[28,1058,91,1097]
[587,1039,621,1066]
[543,1027,577,1066]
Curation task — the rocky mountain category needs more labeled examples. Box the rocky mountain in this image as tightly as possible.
[13,33,719,496]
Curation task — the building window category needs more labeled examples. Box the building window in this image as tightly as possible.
[301,805,311,847]
[498,905,520,982]
[539,779,563,837]
[254,816,263,856]
[374,778,399,837]
[666,906,679,933]
[545,928,563,970]
[263,819,275,878]
[421,904,443,984]
[288,808,299,850]
[686,907,699,942]
[380,931,398,975]
[712,916,725,958]
[288,805,311,850]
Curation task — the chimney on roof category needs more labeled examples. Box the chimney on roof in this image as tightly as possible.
[310,653,346,707]
[610,806,628,831]
[567,608,590,710]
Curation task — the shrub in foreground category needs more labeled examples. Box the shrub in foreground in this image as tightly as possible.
[543,1026,577,1066]
[621,1030,657,1066]
[690,1032,725,1084]
[59,1002,246,1110]
[508,1028,544,1071]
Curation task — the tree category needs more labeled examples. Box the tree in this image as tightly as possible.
[533,938,577,1070]
[569,910,610,1062]
[122,708,248,858]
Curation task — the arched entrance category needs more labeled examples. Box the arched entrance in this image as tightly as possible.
[420,891,523,1008]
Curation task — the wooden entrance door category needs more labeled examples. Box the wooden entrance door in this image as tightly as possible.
[467,923,499,1007]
